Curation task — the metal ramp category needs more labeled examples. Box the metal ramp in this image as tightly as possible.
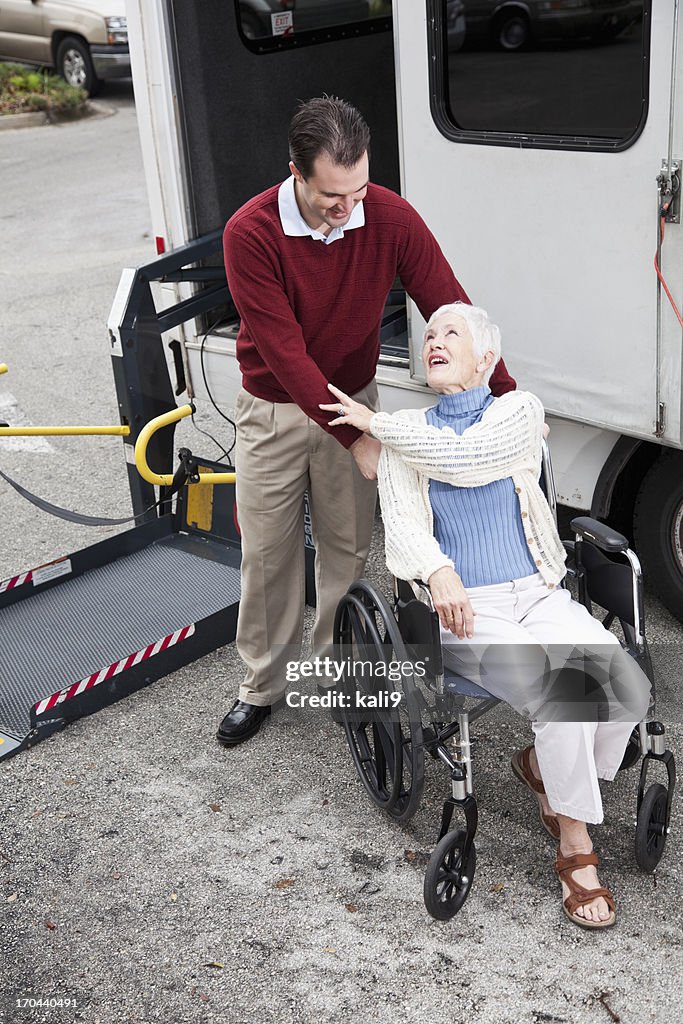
[0,517,240,761]
[0,235,320,761]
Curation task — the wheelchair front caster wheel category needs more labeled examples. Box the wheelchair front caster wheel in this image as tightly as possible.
[635,783,669,872]
[423,829,476,920]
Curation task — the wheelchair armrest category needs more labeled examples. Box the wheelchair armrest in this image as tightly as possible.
[394,577,444,678]
[570,516,629,554]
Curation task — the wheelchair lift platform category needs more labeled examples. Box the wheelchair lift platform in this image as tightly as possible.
[0,516,241,761]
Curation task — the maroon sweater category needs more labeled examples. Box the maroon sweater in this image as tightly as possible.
[223,182,516,449]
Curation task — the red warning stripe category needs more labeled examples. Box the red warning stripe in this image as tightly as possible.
[0,570,32,593]
[34,624,196,717]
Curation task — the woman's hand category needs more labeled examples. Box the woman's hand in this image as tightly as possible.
[319,383,375,433]
[428,566,475,639]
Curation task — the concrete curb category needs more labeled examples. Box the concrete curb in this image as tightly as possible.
[0,109,46,129]
[0,98,116,131]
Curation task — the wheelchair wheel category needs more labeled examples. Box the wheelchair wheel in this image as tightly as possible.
[619,727,642,771]
[635,783,669,872]
[334,580,425,823]
[423,829,476,920]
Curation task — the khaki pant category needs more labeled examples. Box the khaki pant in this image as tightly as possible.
[234,383,378,705]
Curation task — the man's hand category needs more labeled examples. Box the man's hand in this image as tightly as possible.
[428,566,475,638]
[320,383,375,433]
[350,434,381,480]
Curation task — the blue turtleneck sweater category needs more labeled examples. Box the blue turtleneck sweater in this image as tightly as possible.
[425,386,537,588]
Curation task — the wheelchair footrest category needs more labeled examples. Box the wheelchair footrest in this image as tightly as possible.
[443,671,496,700]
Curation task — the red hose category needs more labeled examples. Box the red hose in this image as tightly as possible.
[654,206,683,329]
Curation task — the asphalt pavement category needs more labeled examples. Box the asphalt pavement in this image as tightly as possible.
[0,83,682,1024]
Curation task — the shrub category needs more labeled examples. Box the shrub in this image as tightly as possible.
[0,63,87,116]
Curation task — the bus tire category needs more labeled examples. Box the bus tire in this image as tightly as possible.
[633,450,683,622]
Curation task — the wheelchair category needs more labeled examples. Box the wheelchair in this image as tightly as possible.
[333,445,677,920]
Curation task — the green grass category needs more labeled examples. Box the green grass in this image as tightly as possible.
[0,63,86,116]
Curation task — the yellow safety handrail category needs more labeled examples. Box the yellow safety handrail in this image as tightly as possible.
[134,404,236,486]
[0,425,130,436]
[0,361,129,436]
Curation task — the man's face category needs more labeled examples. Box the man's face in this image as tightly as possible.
[290,151,369,233]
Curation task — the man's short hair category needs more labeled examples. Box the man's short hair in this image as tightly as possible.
[425,301,502,386]
[288,96,371,179]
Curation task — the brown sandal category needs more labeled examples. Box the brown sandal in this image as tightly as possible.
[511,745,560,841]
[554,851,616,930]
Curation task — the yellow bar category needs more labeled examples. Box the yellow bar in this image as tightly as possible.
[0,363,8,375]
[0,425,130,437]
[134,404,236,486]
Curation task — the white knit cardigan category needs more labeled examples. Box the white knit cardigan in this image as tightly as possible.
[370,390,567,588]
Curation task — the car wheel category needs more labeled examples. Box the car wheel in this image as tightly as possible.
[633,451,683,622]
[494,10,530,51]
[56,36,102,96]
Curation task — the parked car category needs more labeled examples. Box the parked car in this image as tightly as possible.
[0,0,129,95]
[462,0,643,52]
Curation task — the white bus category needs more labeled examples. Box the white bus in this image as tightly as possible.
[122,1,683,620]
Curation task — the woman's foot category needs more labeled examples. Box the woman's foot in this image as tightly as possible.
[511,745,560,840]
[555,825,616,928]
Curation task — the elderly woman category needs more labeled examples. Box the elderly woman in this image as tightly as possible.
[321,301,650,930]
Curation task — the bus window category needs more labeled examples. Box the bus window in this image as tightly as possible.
[236,1,392,52]
[431,1,650,150]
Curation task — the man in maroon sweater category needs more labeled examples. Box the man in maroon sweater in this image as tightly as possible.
[218,96,515,745]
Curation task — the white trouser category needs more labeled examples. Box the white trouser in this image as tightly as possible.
[440,573,651,824]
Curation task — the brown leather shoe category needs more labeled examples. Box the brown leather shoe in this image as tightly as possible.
[511,745,561,841]
[555,850,616,929]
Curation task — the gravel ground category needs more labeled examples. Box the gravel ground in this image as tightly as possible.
[1,613,681,1024]
[1,85,682,1024]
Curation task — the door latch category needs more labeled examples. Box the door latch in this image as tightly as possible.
[657,159,681,223]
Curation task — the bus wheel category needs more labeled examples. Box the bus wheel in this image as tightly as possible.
[634,450,683,622]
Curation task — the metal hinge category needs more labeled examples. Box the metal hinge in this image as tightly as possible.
[655,402,666,438]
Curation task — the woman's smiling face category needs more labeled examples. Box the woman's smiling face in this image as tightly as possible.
[422,312,489,394]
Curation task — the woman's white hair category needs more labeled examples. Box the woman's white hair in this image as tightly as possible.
[425,301,502,386]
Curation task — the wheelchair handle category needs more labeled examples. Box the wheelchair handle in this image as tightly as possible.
[134,404,236,487]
